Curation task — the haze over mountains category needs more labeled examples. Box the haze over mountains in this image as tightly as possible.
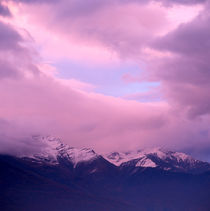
[1,136,210,211]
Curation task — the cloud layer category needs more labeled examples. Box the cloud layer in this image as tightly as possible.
[0,0,210,161]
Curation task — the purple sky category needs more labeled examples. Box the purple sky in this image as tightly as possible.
[0,0,210,161]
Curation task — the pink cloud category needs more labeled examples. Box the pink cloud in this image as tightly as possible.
[12,0,170,59]
[0,0,210,161]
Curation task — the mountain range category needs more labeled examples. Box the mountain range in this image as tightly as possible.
[1,135,210,211]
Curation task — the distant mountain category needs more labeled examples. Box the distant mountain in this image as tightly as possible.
[1,136,210,211]
[105,148,210,174]
[20,135,100,166]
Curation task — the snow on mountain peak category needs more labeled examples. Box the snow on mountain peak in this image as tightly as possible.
[105,148,164,166]
[136,157,157,168]
[18,136,209,173]
[105,147,196,169]
[20,135,99,167]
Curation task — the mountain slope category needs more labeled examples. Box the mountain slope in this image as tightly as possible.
[1,154,210,211]
[0,155,132,211]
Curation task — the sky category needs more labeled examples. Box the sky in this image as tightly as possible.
[0,0,210,161]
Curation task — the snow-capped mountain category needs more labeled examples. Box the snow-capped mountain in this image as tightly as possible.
[17,136,210,174]
[105,147,210,173]
[2,136,210,211]
[20,135,100,167]
[105,147,193,166]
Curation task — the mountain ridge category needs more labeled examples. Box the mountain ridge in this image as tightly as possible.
[15,135,210,174]
[1,136,210,211]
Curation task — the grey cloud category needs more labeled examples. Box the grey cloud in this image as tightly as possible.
[0,21,22,51]
[157,0,207,6]
[0,21,40,79]
[0,119,40,156]
[152,10,210,58]
[0,3,11,17]
[149,5,210,117]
